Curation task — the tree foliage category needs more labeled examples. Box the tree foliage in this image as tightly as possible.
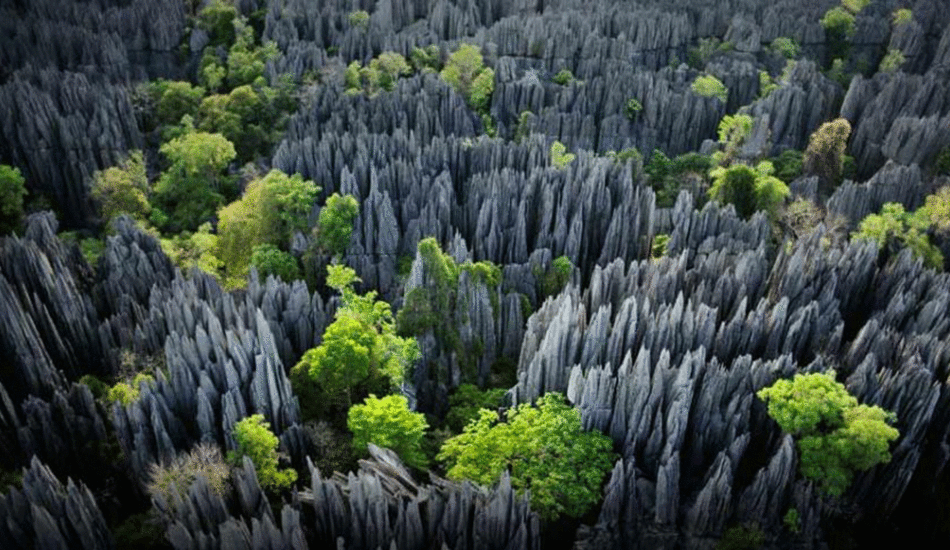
[228,414,297,491]
[0,164,27,234]
[550,141,575,169]
[441,44,494,115]
[878,49,905,73]
[771,37,800,59]
[803,118,851,195]
[217,169,318,280]
[445,384,506,433]
[250,243,300,282]
[852,202,943,269]
[160,222,224,279]
[438,393,616,521]
[154,131,236,231]
[708,161,789,219]
[691,75,728,102]
[91,151,150,224]
[317,193,359,255]
[757,372,899,496]
[292,266,419,420]
[347,394,428,469]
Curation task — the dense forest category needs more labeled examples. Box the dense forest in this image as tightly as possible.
[1,0,949,548]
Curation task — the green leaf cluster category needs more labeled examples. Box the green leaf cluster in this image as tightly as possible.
[553,69,574,86]
[757,372,899,496]
[852,202,943,269]
[645,150,713,207]
[624,98,643,120]
[878,49,905,73]
[345,52,412,96]
[250,243,300,282]
[228,414,297,491]
[160,222,224,279]
[410,45,442,73]
[892,8,913,27]
[292,265,419,421]
[687,37,732,69]
[438,393,616,521]
[91,151,150,224]
[217,169,318,281]
[440,44,495,116]
[154,130,236,232]
[691,74,728,102]
[347,10,370,30]
[107,373,155,406]
[550,141,575,169]
[770,37,800,59]
[445,384,506,433]
[0,164,27,234]
[709,161,789,219]
[347,394,428,469]
[803,117,851,194]
[317,193,359,255]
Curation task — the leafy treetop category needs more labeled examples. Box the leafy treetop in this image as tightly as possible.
[228,414,297,491]
[438,392,616,521]
[347,394,429,469]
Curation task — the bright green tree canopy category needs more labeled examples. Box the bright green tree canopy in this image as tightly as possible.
[317,193,359,255]
[91,151,150,223]
[348,394,429,469]
[757,372,899,496]
[228,414,297,491]
[438,392,616,521]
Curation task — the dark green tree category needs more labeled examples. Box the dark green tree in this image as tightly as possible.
[0,165,28,234]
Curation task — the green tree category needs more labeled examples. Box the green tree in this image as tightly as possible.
[691,75,728,102]
[317,193,359,255]
[852,202,943,269]
[708,161,789,219]
[197,0,238,47]
[410,45,441,73]
[160,222,224,279]
[250,243,300,281]
[624,98,643,120]
[228,414,297,491]
[441,44,494,115]
[757,372,899,496]
[550,141,575,169]
[217,170,318,279]
[348,10,370,30]
[892,8,913,27]
[347,394,428,469]
[771,37,800,59]
[803,118,851,196]
[226,20,279,89]
[445,384,506,433]
[821,7,855,61]
[371,52,411,92]
[154,131,236,231]
[155,81,205,127]
[91,151,150,223]
[0,164,27,234]
[438,393,616,521]
[918,186,950,234]
[879,49,905,73]
[291,266,419,420]
[553,69,574,86]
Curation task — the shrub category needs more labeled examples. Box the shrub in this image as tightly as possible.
[688,37,725,68]
[371,52,411,92]
[757,371,900,496]
[853,202,943,269]
[0,164,27,235]
[652,234,670,259]
[645,150,714,207]
[317,193,359,255]
[160,222,224,280]
[691,75,728,102]
[537,255,573,299]
[759,71,778,98]
[513,110,532,144]
[348,10,370,30]
[228,414,297,491]
[347,394,429,469]
[91,151,150,224]
[553,69,574,85]
[292,265,419,419]
[918,186,950,234]
[441,44,494,115]
[708,161,789,219]
[892,8,913,27]
[438,392,616,521]
[155,81,205,127]
[250,244,300,282]
[803,118,851,195]
[107,374,155,406]
[842,0,870,14]
[624,98,643,120]
[716,524,765,550]
[217,169,319,280]
[147,443,230,510]
[410,45,441,73]
[822,7,855,61]
[154,131,235,231]
[445,384,506,433]
[879,49,905,73]
[771,37,800,59]
[784,508,801,533]
[550,141,575,169]
[772,149,804,183]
